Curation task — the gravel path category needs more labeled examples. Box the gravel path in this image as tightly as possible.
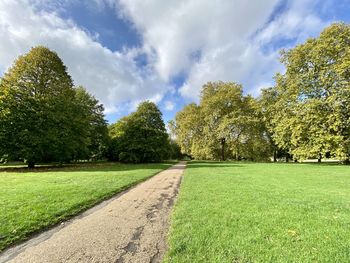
[1,162,185,263]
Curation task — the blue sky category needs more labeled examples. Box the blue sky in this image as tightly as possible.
[0,0,350,124]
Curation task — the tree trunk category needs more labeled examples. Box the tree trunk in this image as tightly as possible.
[286,154,289,163]
[273,150,277,162]
[318,153,322,163]
[221,138,225,161]
[27,160,35,169]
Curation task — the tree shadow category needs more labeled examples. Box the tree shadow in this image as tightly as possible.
[0,162,176,173]
[186,161,244,168]
[186,160,349,168]
[293,162,345,167]
[266,160,345,167]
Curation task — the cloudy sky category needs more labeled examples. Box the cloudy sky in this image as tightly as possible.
[0,0,349,123]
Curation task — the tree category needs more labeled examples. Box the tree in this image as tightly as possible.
[235,95,272,161]
[74,87,109,160]
[200,82,231,160]
[109,101,169,163]
[166,138,183,160]
[172,103,204,159]
[174,81,271,161]
[259,87,288,162]
[166,121,184,160]
[0,46,84,167]
[200,82,247,161]
[271,23,350,162]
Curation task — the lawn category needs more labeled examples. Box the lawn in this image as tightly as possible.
[0,162,173,251]
[165,161,350,263]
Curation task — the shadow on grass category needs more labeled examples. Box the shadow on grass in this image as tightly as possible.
[0,162,176,173]
[1,160,346,173]
[187,160,348,168]
[187,161,244,168]
[268,161,345,167]
[295,162,345,167]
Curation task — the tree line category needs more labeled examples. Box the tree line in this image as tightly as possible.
[1,23,349,166]
[172,23,350,163]
[0,46,179,168]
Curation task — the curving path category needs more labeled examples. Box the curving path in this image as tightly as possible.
[0,162,186,263]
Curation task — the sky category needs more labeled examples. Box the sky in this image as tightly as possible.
[0,0,350,124]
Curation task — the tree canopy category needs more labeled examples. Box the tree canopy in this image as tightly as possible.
[109,101,170,163]
[174,81,271,161]
[265,23,350,162]
[0,46,108,167]
[74,86,109,160]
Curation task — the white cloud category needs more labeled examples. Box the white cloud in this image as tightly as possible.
[116,0,280,100]
[115,0,329,100]
[180,43,281,100]
[118,0,277,80]
[0,0,169,114]
[256,0,327,46]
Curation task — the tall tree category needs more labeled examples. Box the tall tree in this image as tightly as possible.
[200,82,246,160]
[235,95,272,161]
[0,46,82,167]
[272,23,350,162]
[174,81,271,161]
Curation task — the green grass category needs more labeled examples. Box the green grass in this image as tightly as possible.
[165,161,350,263]
[0,162,174,251]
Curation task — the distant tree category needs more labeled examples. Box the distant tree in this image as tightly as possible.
[0,46,104,167]
[235,95,272,161]
[107,116,128,161]
[74,86,109,160]
[166,138,183,160]
[109,101,169,163]
[271,23,350,162]
[259,87,287,162]
[174,81,271,161]
[172,103,204,159]
[166,121,183,160]
[200,82,240,160]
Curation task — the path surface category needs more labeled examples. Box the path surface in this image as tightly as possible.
[1,162,185,263]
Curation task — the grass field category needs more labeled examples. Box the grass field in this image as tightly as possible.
[0,162,173,251]
[165,161,350,263]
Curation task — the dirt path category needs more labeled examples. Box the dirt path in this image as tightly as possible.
[0,162,185,263]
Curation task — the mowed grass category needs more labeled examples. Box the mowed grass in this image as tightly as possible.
[165,161,350,263]
[0,162,174,251]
